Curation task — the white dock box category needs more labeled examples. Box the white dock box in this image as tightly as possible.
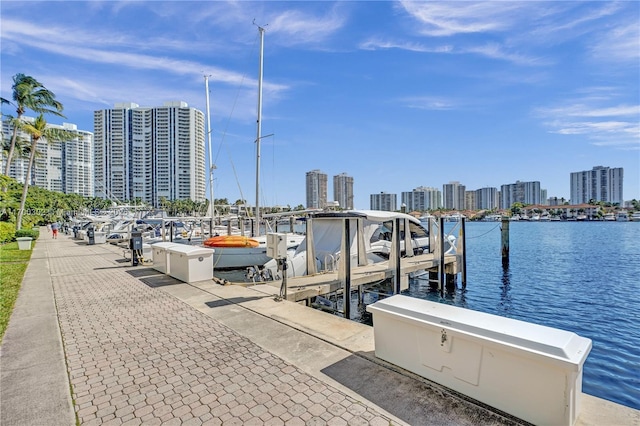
[366,295,592,426]
[166,245,214,283]
[151,242,179,274]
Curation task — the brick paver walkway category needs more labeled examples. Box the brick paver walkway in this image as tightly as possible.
[49,242,395,425]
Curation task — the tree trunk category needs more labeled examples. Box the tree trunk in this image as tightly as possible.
[16,139,37,231]
[4,117,21,176]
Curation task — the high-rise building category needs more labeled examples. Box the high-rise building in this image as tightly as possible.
[306,169,328,208]
[94,101,205,206]
[1,117,94,197]
[500,181,541,209]
[370,192,397,211]
[570,166,624,205]
[333,173,354,209]
[475,187,499,210]
[401,186,441,211]
[443,181,466,210]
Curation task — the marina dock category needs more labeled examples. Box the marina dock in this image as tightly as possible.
[247,252,460,305]
[1,230,638,425]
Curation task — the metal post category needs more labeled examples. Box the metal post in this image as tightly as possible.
[461,217,467,289]
[394,217,402,294]
[279,259,288,300]
[254,25,265,237]
[501,217,510,267]
[439,216,445,297]
[428,217,435,254]
[344,219,351,319]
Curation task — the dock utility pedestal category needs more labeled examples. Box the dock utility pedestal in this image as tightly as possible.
[366,295,592,426]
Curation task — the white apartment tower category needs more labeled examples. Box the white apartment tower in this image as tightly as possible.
[1,117,94,197]
[370,192,397,211]
[333,173,354,209]
[475,187,499,210]
[94,102,205,206]
[401,186,441,211]
[500,181,541,209]
[443,181,466,210]
[570,166,624,205]
[306,169,328,209]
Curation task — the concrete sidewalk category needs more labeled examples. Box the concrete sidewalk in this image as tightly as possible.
[1,231,638,425]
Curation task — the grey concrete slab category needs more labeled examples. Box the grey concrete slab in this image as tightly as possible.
[1,234,75,426]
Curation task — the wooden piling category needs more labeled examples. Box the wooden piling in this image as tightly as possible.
[501,218,510,266]
[439,216,446,297]
[343,218,352,319]
[394,217,402,294]
[460,217,467,289]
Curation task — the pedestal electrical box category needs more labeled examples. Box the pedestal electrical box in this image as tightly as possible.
[266,233,287,259]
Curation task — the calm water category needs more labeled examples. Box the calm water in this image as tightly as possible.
[402,221,639,410]
[216,221,640,410]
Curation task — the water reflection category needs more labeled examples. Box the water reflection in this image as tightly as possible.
[498,264,512,315]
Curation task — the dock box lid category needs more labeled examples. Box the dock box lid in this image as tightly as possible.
[166,245,214,256]
[366,295,591,367]
[151,242,179,249]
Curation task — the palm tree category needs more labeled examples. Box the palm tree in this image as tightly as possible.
[15,114,76,230]
[3,73,64,176]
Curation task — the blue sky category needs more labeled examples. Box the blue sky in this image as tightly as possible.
[2,1,639,209]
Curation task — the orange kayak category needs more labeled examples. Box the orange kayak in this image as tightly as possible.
[203,235,260,248]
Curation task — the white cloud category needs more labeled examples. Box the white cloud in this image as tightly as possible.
[400,96,457,111]
[267,7,346,44]
[399,1,527,37]
[538,98,640,150]
[359,38,453,53]
[590,20,640,63]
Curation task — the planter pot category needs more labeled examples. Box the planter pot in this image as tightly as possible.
[16,237,33,250]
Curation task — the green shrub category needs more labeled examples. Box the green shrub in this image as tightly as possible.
[14,228,39,240]
[0,223,15,244]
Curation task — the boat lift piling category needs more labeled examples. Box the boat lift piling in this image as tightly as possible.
[460,217,467,289]
[342,218,352,319]
[501,217,510,266]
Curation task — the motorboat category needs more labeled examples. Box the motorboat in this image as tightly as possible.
[249,210,456,281]
[211,233,305,270]
[616,211,629,222]
[630,212,640,222]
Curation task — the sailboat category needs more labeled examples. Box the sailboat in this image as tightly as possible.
[204,24,304,270]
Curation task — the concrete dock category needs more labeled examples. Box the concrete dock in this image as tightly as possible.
[1,231,638,425]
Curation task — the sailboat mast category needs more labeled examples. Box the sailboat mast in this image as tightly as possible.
[254,25,265,237]
[204,75,215,221]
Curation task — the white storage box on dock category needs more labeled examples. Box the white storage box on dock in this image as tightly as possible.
[151,242,179,274]
[366,295,592,426]
[166,245,213,283]
[94,232,106,244]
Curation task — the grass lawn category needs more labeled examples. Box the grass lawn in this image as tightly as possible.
[0,241,32,342]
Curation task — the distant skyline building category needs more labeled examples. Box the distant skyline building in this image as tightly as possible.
[333,173,354,209]
[93,101,205,207]
[306,169,328,209]
[370,192,397,211]
[401,186,441,211]
[443,181,466,210]
[500,180,541,209]
[475,187,499,210]
[1,117,94,197]
[465,191,476,211]
[570,166,624,205]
